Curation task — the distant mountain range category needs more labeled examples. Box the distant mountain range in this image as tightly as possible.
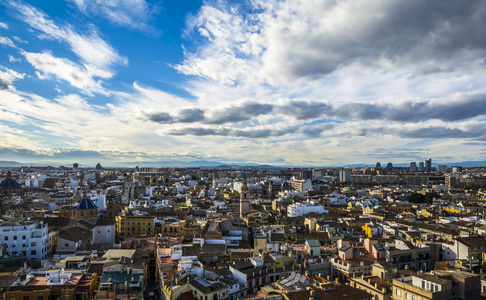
[342,161,486,168]
[1,160,486,169]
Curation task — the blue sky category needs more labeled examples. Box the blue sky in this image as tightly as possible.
[1,0,486,167]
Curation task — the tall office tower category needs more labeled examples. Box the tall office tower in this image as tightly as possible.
[386,162,394,171]
[376,162,381,169]
[409,162,418,172]
[425,158,432,172]
[451,166,462,173]
[419,162,425,172]
[240,177,250,218]
[73,163,79,170]
[339,168,351,183]
[302,170,313,180]
[438,165,448,173]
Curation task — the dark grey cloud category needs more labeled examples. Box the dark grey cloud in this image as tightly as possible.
[263,0,486,80]
[148,108,205,124]
[205,102,273,124]
[328,94,486,122]
[168,126,294,138]
[148,94,486,127]
[276,100,331,120]
[300,123,336,136]
[148,111,173,123]
[0,79,9,90]
[176,108,205,123]
[148,102,273,125]
[395,125,486,140]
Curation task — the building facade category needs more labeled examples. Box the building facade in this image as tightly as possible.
[0,219,50,260]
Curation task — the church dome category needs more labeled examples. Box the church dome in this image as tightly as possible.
[0,171,21,189]
[72,198,98,210]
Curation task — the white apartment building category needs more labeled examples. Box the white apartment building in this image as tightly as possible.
[0,218,50,260]
[287,200,328,217]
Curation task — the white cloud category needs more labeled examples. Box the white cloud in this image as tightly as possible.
[71,0,160,33]
[0,36,16,48]
[22,51,112,95]
[8,55,21,62]
[8,0,127,70]
[12,36,28,44]
[178,0,486,86]
[0,65,25,89]
[2,0,486,166]
[0,22,8,29]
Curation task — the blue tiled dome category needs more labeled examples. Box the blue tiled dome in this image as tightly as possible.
[72,198,98,210]
[0,171,21,189]
[0,178,21,189]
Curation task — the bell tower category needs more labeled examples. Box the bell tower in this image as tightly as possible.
[239,177,250,218]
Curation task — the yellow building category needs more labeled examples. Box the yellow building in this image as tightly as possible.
[115,214,155,241]
[420,208,434,218]
[243,211,271,228]
[263,252,301,282]
[349,275,391,300]
[305,217,317,232]
[362,223,381,238]
[444,206,464,215]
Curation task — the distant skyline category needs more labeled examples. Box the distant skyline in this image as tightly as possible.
[1,0,486,166]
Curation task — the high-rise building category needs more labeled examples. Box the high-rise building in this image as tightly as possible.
[425,158,432,172]
[339,168,351,183]
[438,165,448,173]
[409,162,418,172]
[73,163,79,170]
[451,166,462,173]
[419,162,425,172]
[302,170,313,180]
[240,177,250,218]
[376,162,381,169]
[386,162,394,171]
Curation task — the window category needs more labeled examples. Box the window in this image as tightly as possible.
[23,297,29,300]
[13,236,17,240]
[31,242,36,247]
[4,236,7,241]
[31,250,37,255]
[405,292,409,299]
[396,289,401,296]
[22,235,26,240]
[65,244,69,247]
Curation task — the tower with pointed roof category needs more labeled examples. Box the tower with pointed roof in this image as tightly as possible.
[240,177,250,219]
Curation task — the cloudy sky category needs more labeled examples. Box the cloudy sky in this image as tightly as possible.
[1,0,486,167]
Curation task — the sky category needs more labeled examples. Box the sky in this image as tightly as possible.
[1,0,486,167]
